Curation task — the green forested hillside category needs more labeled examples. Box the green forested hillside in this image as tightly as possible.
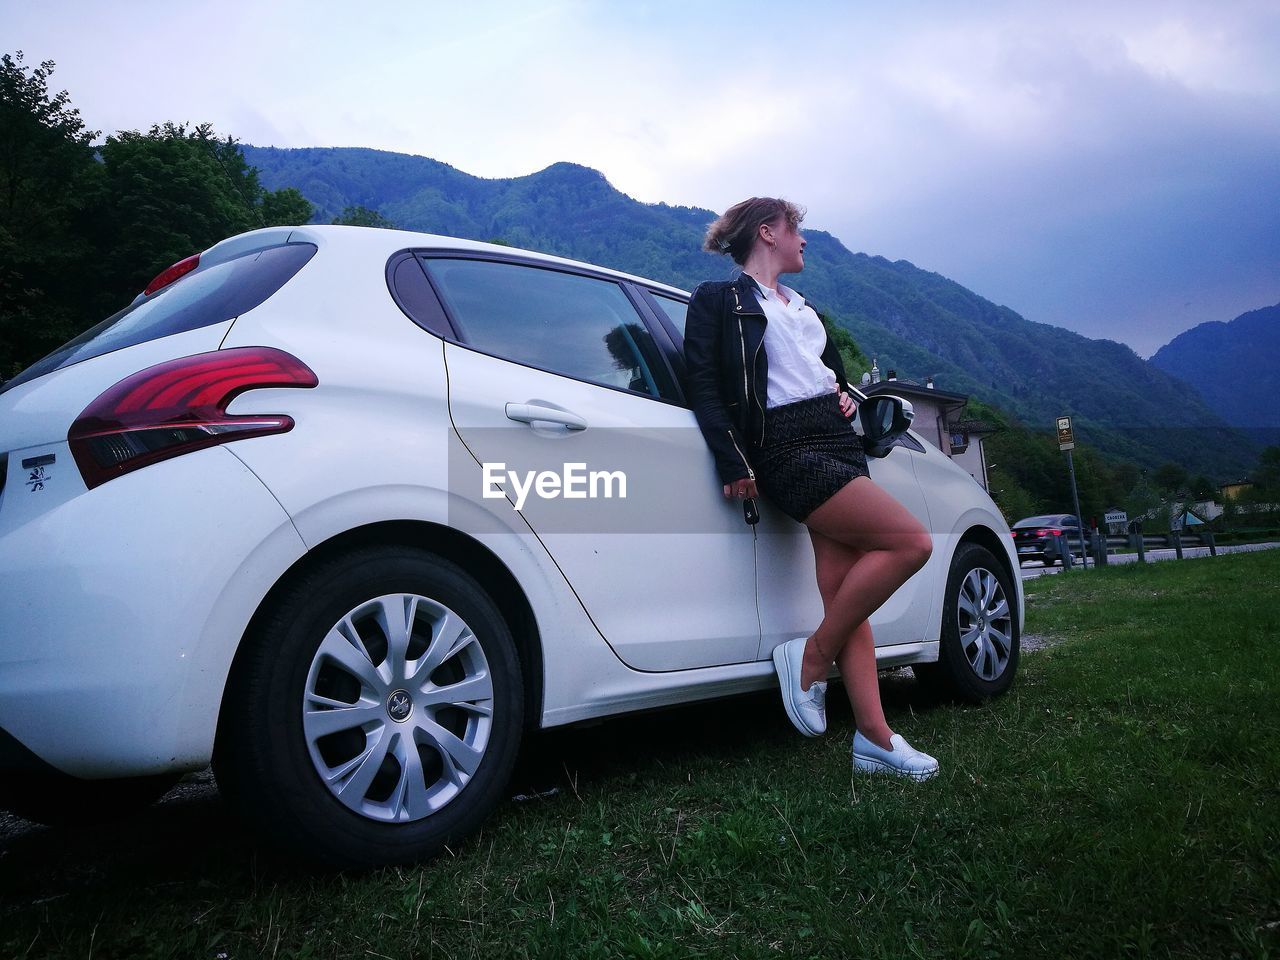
[243,145,1254,477]
[1150,303,1280,443]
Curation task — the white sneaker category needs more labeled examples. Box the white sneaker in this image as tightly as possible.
[852,730,939,781]
[772,637,826,737]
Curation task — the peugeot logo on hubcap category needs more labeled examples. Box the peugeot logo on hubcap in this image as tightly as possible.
[387,689,413,722]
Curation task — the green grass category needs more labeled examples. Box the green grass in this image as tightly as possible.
[3,552,1279,959]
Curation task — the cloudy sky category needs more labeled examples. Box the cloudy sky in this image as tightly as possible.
[7,0,1278,356]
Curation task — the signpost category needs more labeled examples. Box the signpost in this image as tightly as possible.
[1056,417,1075,451]
[1104,510,1128,557]
[1057,416,1088,569]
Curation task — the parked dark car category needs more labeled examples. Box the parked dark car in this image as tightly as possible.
[1011,514,1082,565]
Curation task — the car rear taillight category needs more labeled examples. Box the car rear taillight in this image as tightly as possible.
[68,347,317,490]
[1035,528,1063,537]
[143,254,200,296]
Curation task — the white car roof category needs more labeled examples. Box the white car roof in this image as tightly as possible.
[208,224,692,300]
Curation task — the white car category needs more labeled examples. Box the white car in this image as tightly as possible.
[0,226,1022,867]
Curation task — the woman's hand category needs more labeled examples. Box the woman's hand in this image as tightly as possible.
[723,477,758,499]
[836,383,857,419]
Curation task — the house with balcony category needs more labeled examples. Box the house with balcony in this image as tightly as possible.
[858,365,997,490]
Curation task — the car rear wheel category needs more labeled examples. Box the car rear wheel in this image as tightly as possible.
[214,546,523,869]
[914,543,1019,702]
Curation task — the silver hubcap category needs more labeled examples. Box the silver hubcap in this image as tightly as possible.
[956,567,1013,681]
[302,594,494,823]
[387,690,413,723]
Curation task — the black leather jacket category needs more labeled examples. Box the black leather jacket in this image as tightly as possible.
[684,272,852,485]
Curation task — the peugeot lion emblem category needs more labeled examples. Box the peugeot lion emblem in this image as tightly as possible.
[387,689,412,722]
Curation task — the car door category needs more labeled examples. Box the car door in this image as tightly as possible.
[646,288,936,658]
[419,254,760,672]
[752,429,937,658]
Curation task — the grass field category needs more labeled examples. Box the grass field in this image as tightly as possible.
[3,552,1278,959]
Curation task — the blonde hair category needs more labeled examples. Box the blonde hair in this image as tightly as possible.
[703,197,805,265]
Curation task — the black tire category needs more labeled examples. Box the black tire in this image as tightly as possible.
[0,771,179,826]
[913,543,1019,703]
[214,546,523,869]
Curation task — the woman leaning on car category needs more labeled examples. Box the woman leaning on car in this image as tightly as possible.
[683,197,940,780]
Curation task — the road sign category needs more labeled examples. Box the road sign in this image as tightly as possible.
[1056,416,1075,451]
[1170,513,1184,532]
[1105,510,1127,525]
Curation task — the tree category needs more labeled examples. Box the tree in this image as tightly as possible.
[818,313,870,385]
[0,66,314,378]
[962,395,1153,523]
[987,465,1039,524]
[1189,474,1216,501]
[1153,461,1189,496]
[0,52,97,233]
[261,187,312,227]
[1256,446,1280,493]
[333,204,393,228]
[89,123,257,313]
[1112,460,1141,499]
[1125,473,1162,527]
[0,51,100,375]
[89,122,314,316]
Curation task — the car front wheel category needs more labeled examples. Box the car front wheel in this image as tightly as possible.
[914,542,1019,702]
[214,546,523,869]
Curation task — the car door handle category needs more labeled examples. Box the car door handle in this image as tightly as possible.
[504,402,588,431]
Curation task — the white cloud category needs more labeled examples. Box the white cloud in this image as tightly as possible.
[3,0,1277,352]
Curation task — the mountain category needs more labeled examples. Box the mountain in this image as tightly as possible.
[1149,304,1280,446]
[242,145,1257,477]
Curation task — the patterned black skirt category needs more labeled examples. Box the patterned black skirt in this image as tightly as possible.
[750,392,870,523]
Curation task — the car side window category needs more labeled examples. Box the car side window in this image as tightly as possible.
[422,258,679,401]
[650,292,689,338]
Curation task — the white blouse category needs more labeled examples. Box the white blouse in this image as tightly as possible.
[751,278,838,407]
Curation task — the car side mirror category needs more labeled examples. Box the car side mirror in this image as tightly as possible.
[858,395,915,458]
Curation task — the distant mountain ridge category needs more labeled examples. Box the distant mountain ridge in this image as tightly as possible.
[1149,303,1280,436]
[243,145,1256,476]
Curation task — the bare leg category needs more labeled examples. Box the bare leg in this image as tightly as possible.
[809,531,894,749]
[798,476,932,712]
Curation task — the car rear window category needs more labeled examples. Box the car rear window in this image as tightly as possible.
[0,242,317,396]
[421,258,680,401]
